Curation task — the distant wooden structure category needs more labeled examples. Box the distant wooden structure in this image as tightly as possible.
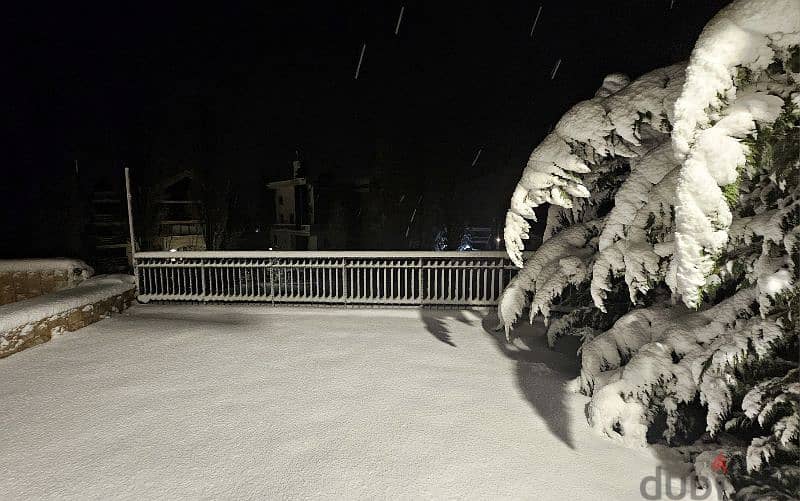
[154,170,207,252]
[90,187,130,273]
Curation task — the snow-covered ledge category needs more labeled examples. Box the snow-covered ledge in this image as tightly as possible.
[0,259,94,305]
[0,275,136,359]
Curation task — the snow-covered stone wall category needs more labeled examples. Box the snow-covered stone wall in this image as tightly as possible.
[0,259,94,305]
[0,275,136,358]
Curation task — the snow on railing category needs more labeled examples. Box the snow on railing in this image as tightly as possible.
[134,251,518,306]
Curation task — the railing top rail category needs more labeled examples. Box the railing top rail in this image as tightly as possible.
[135,250,518,259]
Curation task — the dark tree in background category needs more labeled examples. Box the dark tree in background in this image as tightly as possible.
[3,1,733,260]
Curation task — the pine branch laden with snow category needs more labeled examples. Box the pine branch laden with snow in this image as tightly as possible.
[498,221,600,337]
[741,369,800,472]
[496,0,799,496]
[500,65,687,327]
[672,0,800,308]
[503,64,686,268]
[582,288,772,440]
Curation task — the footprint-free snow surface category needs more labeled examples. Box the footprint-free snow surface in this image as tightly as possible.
[0,305,679,499]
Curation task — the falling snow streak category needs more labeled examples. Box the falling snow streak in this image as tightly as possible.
[395,6,405,35]
[529,5,542,38]
[550,58,561,80]
[670,0,675,9]
[406,209,418,237]
[405,208,418,238]
[471,148,483,167]
[354,43,366,79]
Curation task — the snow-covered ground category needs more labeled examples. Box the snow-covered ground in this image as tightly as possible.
[0,305,684,500]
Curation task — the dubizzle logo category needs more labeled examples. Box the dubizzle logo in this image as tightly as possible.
[639,453,728,500]
[710,452,728,475]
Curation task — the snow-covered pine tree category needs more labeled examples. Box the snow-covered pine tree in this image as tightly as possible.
[458,227,474,251]
[499,0,799,498]
[434,227,448,251]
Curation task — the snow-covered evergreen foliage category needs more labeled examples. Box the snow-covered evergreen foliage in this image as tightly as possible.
[457,227,474,251]
[433,227,448,251]
[500,0,799,497]
[673,0,800,308]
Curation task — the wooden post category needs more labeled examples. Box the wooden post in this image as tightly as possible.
[124,167,139,292]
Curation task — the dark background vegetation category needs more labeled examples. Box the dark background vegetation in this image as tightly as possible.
[3,0,731,257]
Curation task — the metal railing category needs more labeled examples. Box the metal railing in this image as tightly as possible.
[134,251,518,306]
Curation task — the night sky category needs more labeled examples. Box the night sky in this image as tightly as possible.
[5,1,731,256]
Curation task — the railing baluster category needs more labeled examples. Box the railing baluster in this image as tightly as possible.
[275,260,282,301]
[449,263,454,303]
[422,258,428,304]
[355,260,360,300]
[403,263,408,301]
[295,262,300,299]
[489,269,497,301]
[238,263,243,298]
[353,260,358,300]
[290,260,294,299]
[467,261,475,304]
[342,259,346,300]
[461,262,466,303]
[281,261,286,300]
[390,265,394,301]
[324,261,329,299]
[208,263,220,297]
[269,259,275,303]
[236,265,241,298]
[159,266,165,297]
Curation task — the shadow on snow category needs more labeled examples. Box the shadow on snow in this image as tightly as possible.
[481,311,581,450]
[418,308,580,450]
[418,309,476,347]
